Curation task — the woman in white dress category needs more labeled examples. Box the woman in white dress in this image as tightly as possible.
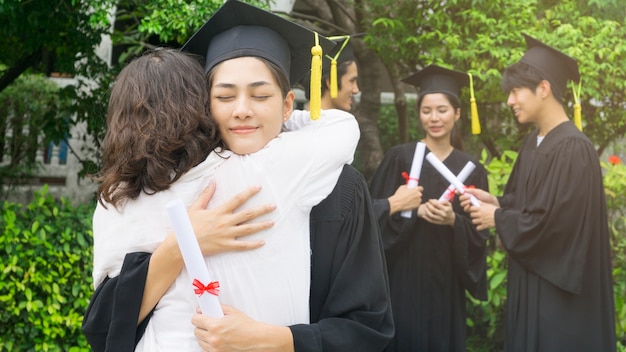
[83,2,359,350]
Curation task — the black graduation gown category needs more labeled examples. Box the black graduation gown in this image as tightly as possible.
[495,121,616,352]
[291,164,394,351]
[82,164,395,352]
[369,142,489,352]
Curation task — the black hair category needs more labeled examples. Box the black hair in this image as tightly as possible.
[304,60,355,100]
[501,61,564,105]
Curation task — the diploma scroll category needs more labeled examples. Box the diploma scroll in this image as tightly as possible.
[401,142,427,218]
[425,153,480,207]
[438,161,476,202]
[166,199,224,318]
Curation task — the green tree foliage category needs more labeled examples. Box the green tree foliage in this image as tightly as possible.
[0,0,113,91]
[0,0,114,180]
[365,0,626,159]
[0,72,71,193]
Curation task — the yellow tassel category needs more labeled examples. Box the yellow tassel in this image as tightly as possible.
[468,72,481,135]
[574,103,582,131]
[309,32,323,120]
[330,59,338,98]
[572,79,583,131]
[326,35,350,100]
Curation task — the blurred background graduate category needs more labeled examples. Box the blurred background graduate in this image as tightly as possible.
[463,33,616,351]
[369,64,489,351]
[299,34,361,112]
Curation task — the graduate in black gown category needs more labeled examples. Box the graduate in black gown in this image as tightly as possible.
[370,65,489,352]
[463,33,616,351]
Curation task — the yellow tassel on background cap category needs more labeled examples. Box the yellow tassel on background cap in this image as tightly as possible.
[329,59,338,98]
[309,32,322,120]
[326,36,351,100]
[468,72,481,135]
[572,79,583,131]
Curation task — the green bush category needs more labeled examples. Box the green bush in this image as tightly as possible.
[0,185,94,351]
[603,158,626,348]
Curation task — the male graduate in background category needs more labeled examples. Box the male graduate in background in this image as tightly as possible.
[462,33,616,351]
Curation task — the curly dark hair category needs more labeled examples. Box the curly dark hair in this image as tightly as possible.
[96,49,222,208]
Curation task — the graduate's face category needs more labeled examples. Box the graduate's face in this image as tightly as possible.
[506,86,542,124]
[329,62,360,111]
[419,93,460,141]
[210,56,294,155]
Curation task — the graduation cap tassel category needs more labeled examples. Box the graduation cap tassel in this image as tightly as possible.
[326,36,350,99]
[309,32,323,120]
[329,58,338,98]
[572,79,583,131]
[468,72,481,135]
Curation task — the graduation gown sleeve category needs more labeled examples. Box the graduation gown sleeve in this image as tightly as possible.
[82,252,152,352]
[369,143,421,254]
[290,165,394,352]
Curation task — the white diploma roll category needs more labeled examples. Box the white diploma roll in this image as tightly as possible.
[425,153,480,207]
[437,161,476,202]
[401,142,427,218]
[166,199,224,318]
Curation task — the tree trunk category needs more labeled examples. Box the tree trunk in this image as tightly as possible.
[387,62,409,144]
[353,49,385,181]
[0,49,41,93]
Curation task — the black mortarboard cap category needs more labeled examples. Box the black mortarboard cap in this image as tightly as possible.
[402,64,482,134]
[402,64,469,102]
[181,0,335,85]
[519,33,580,91]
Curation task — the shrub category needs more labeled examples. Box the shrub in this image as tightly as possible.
[603,156,626,348]
[0,185,94,351]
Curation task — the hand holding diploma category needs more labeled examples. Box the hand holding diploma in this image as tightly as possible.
[461,188,499,231]
[167,199,224,318]
[438,161,476,202]
[425,153,480,207]
[401,142,426,218]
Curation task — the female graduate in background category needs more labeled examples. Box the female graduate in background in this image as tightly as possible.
[369,65,489,352]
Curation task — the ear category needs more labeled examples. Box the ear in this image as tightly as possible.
[324,77,331,90]
[283,90,295,121]
[537,79,551,99]
[454,107,461,122]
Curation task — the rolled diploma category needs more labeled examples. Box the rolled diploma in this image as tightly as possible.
[166,199,224,318]
[425,153,480,207]
[401,142,427,218]
[438,161,476,202]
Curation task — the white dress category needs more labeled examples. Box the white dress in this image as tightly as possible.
[91,109,359,351]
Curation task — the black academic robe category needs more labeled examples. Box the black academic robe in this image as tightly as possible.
[495,121,616,352]
[369,142,489,352]
[82,164,394,352]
